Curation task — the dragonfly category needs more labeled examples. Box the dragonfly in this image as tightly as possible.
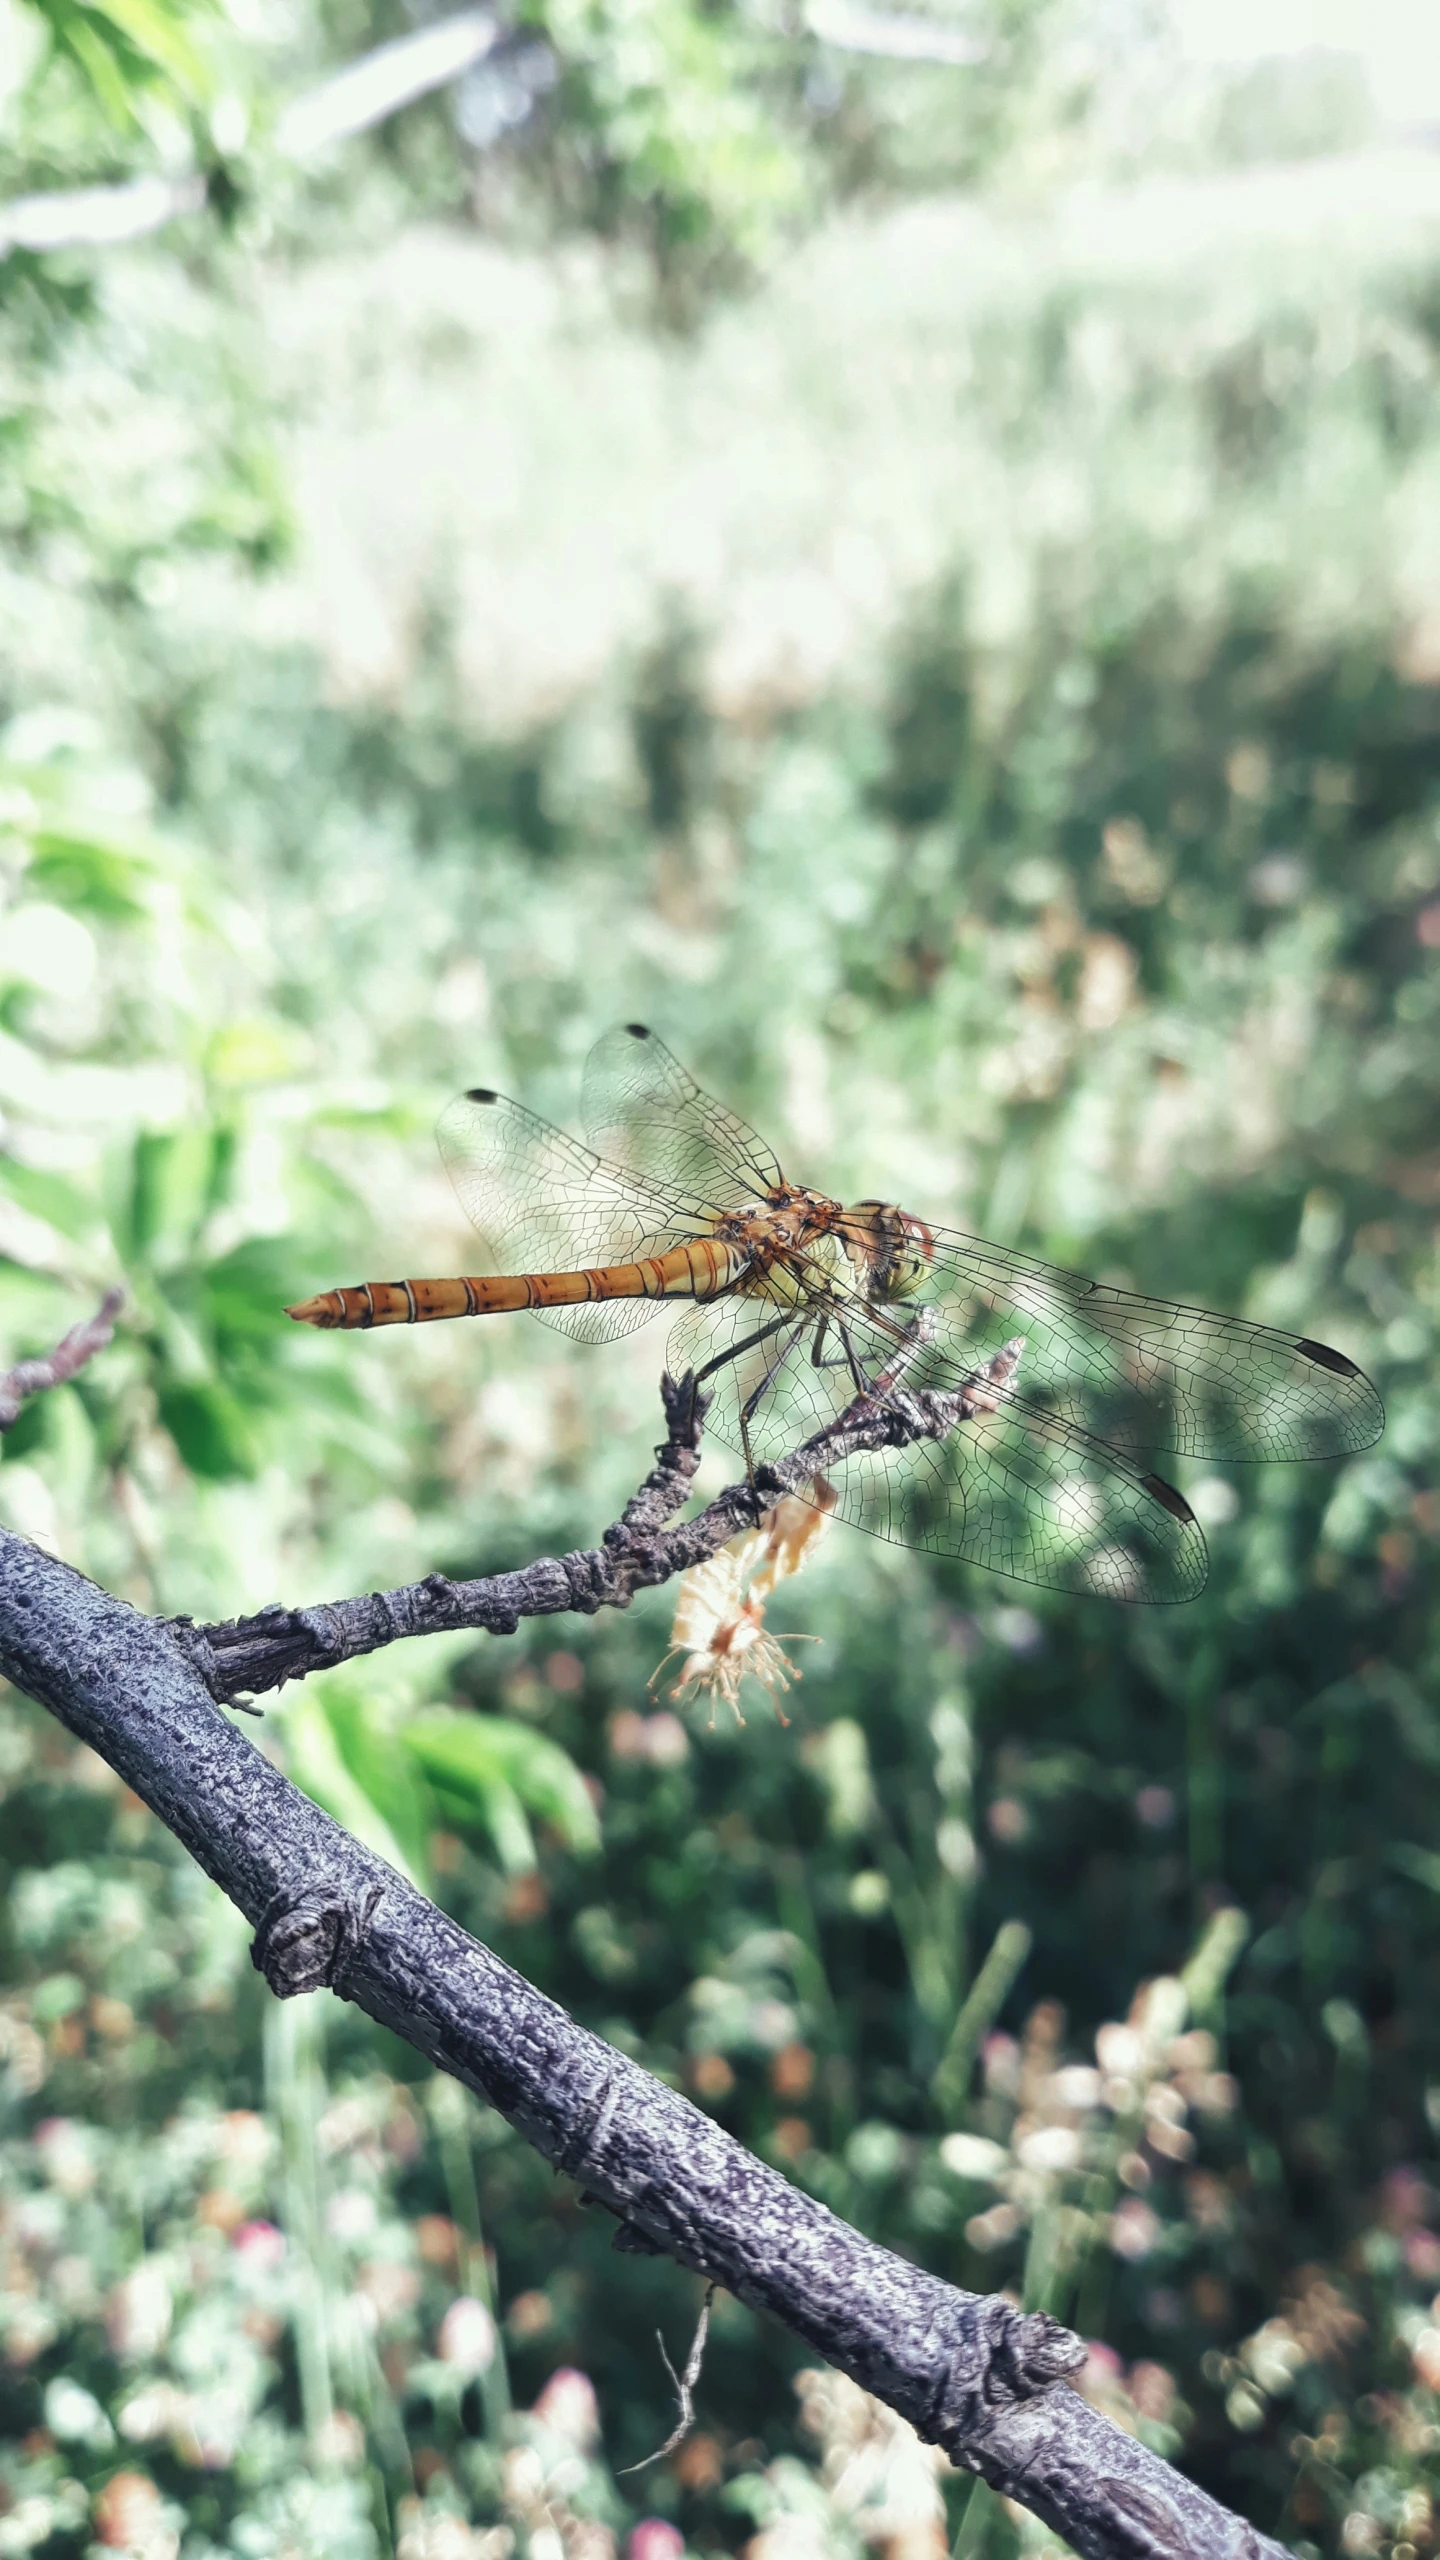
[287,1023,1383,1604]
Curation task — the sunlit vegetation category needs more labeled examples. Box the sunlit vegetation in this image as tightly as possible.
[4,2,1440,2554]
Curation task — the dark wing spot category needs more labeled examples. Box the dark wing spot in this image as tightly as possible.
[624,1023,651,1041]
[1296,1335,1359,1377]
[1139,1472,1196,1524]
[466,1088,498,1104]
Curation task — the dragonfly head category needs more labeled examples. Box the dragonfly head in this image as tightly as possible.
[849,1201,936,1301]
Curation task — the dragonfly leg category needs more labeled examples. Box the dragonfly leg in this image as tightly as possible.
[739,1334,799,1433]
[832,1316,876,1401]
[810,1309,878,1399]
[682,1307,812,1488]
[735,1321,813,1486]
[689,1310,795,1391]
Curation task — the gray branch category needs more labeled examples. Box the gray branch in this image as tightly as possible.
[175,1340,1025,1706]
[0,1287,124,1430]
[0,1344,1283,2558]
[0,1513,1285,2560]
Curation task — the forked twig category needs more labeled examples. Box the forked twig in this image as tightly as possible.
[0,1288,125,1431]
[0,1358,1293,2560]
[618,2282,717,2473]
[179,1336,1028,1706]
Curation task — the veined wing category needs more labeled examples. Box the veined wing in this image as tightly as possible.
[665,1290,1207,1603]
[436,1089,704,1345]
[910,1227,1383,1463]
[582,1024,785,1217]
[833,1406,1206,1603]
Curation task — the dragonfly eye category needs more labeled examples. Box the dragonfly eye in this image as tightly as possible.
[882,1211,936,1299]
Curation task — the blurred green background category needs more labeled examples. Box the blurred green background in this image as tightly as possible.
[3,0,1440,2554]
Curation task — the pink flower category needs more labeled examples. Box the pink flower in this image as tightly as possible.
[627,2527,684,2560]
[1407,2231,1440,2282]
[1110,2199,1161,2262]
[94,2472,166,2550]
[643,1716,690,1768]
[982,2034,1021,2098]
[232,2221,285,2272]
[532,2367,599,2447]
[1134,1786,1175,1831]
[1128,2362,1177,2424]
[1082,2341,1122,2384]
[1382,2167,1432,2232]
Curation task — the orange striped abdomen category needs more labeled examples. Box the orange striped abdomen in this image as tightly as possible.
[285,1237,747,1330]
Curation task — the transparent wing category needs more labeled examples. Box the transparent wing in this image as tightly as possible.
[667,1292,825,1439]
[912,1227,1384,1463]
[665,1289,1208,1604]
[436,1089,698,1345]
[582,1024,785,1216]
[832,1413,1207,1604]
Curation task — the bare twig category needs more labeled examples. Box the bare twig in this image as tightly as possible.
[619,2281,716,2473]
[0,1288,124,1431]
[175,1340,1028,1706]
[0,1496,1289,2560]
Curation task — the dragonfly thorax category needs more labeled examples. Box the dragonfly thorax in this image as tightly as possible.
[712,1186,936,1311]
[712,1187,850,1290]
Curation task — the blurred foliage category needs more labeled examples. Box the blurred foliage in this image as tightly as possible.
[19,0,216,128]
[4,3,1440,2559]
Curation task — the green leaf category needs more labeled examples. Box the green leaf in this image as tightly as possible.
[309,1679,433,1885]
[51,11,135,118]
[26,831,152,924]
[32,0,215,117]
[0,1159,99,1245]
[1390,1842,1440,1896]
[155,1378,258,1480]
[403,1714,601,1868]
[0,1398,46,1461]
[32,1972,87,2025]
[0,1264,72,1344]
[285,1692,428,1887]
[429,1766,537,1878]
[118,1129,217,1266]
[403,1719,538,1874]
[476,1717,603,1853]
[83,0,212,92]
[200,1238,295,1349]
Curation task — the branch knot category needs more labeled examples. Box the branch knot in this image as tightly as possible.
[932,2298,1085,2450]
[252,1880,383,1997]
[293,1602,351,1667]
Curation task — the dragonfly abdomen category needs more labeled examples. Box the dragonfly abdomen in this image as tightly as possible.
[286,1238,748,1330]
